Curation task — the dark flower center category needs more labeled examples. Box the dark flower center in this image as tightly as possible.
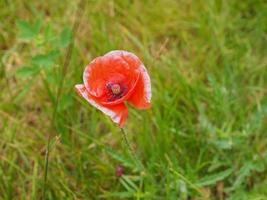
[106,82,126,102]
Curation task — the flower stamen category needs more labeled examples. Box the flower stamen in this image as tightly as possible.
[111,84,121,95]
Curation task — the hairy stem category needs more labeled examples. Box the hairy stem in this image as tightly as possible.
[120,128,143,170]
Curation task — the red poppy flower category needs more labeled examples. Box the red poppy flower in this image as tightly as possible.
[75,50,151,128]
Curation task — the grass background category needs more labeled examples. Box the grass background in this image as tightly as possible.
[1,0,267,199]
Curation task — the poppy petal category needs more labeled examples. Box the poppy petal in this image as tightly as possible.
[127,64,152,109]
[75,84,128,127]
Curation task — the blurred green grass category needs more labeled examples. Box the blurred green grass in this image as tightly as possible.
[1,0,267,199]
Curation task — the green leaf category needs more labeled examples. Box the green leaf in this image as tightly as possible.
[105,148,135,169]
[16,66,40,78]
[31,50,60,68]
[16,19,41,40]
[233,162,255,188]
[44,24,53,40]
[197,168,233,187]
[121,176,139,191]
[59,27,72,48]
[32,19,42,35]
[119,178,135,192]
[44,23,58,45]
[213,139,233,150]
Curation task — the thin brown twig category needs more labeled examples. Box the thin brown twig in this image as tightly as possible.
[42,1,87,199]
